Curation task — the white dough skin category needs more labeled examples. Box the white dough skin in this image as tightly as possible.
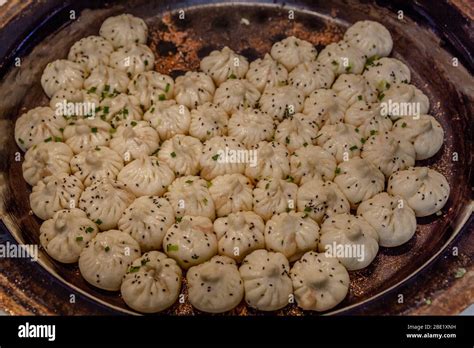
[387,167,450,217]
[15,106,66,152]
[99,14,148,49]
[357,192,417,247]
[41,59,86,98]
[174,72,215,109]
[317,41,366,75]
[344,20,393,58]
[164,176,215,220]
[363,58,411,91]
[246,53,288,92]
[158,134,203,177]
[163,215,218,269]
[68,35,114,72]
[22,141,73,186]
[209,174,253,217]
[333,156,385,209]
[30,173,84,220]
[79,178,135,231]
[78,229,141,291]
[143,100,190,140]
[361,131,415,177]
[40,208,98,263]
[319,213,379,271]
[200,46,249,86]
[296,179,350,224]
[245,141,291,181]
[290,251,349,311]
[213,211,265,263]
[290,145,337,185]
[121,251,182,313]
[265,211,320,262]
[270,36,317,71]
[187,255,244,313]
[252,178,298,221]
[118,196,175,251]
[70,146,124,186]
[392,115,444,160]
[239,250,293,311]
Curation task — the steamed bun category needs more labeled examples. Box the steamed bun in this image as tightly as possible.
[387,167,450,217]
[317,41,366,75]
[357,192,417,247]
[70,146,124,186]
[41,59,85,97]
[290,251,349,311]
[158,134,203,176]
[121,251,182,313]
[187,255,244,313]
[143,100,191,140]
[163,215,217,269]
[213,79,260,114]
[270,36,317,71]
[333,156,385,209]
[302,89,347,126]
[244,141,290,181]
[22,141,73,186]
[200,47,249,86]
[99,14,148,49]
[319,213,379,270]
[189,103,228,141]
[98,93,142,128]
[274,113,319,153]
[363,57,411,91]
[63,117,111,154]
[361,131,415,177]
[290,145,337,185]
[265,211,320,262]
[39,208,98,263]
[245,53,288,92]
[83,64,130,95]
[128,71,174,109]
[118,196,174,251]
[109,43,155,76]
[79,177,135,230]
[200,136,246,180]
[213,211,265,263]
[288,61,335,97]
[30,173,84,220]
[68,35,114,72]
[392,115,444,160]
[228,108,274,148]
[117,156,174,197]
[15,106,66,152]
[109,120,159,162]
[344,20,393,58]
[164,176,215,220]
[253,178,298,221]
[316,123,362,163]
[239,250,292,311]
[79,229,141,291]
[209,174,253,217]
[174,72,215,109]
[259,85,304,121]
[380,83,429,119]
[296,179,350,224]
[331,74,377,106]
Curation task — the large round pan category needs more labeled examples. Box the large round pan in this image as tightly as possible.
[0,0,472,315]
